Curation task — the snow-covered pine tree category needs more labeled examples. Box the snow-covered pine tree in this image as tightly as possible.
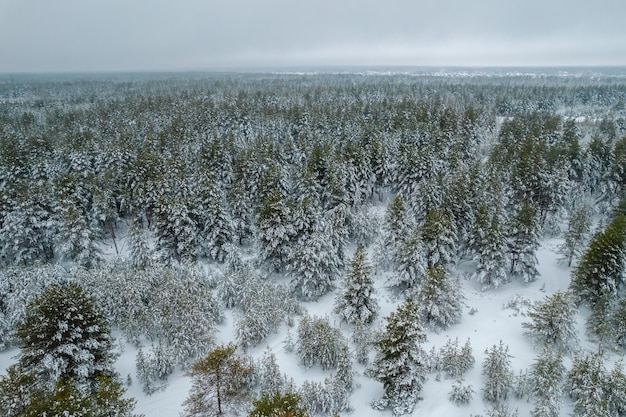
[127,217,151,269]
[449,379,474,405]
[474,206,509,289]
[530,348,565,417]
[566,352,611,417]
[558,204,592,267]
[183,343,254,417]
[390,228,427,292]
[257,188,295,272]
[367,298,430,416]
[200,185,234,263]
[482,341,514,404]
[288,213,340,301]
[14,283,114,389]
[0,198,55,266]
[257,349,286,397]
[417,267,464,331]
[296,314,347,370]
[421,208,457,268]
[334,243,378,325]
[570,214,626,303]
[55,201,101,268]
[377,193,412,269]
[440,337,474,379]
[507,201,540,282]
[522,291,578,354]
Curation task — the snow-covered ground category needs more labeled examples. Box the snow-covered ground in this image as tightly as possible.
[0,234,606,417]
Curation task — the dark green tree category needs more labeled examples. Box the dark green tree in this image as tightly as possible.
[367,298,429,416]
[14,283,114,388]
[570,214,626,303]
[334,243,378,325]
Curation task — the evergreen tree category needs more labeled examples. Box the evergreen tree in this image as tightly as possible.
[522,291,578,354]
[482,341,514,404]
[127,217,151,269]
[257,188,295,272]
[440,337,474,379]
[55,202,101,268]
[566,352,611,417]
[508,201,540,282]
[570,214,626,303]
[390,229,427,291]
[296,314,347,370]
[421,208,457,268]
[334,243,378,325]
[530,349,565,417]
[257,349,286,398]
[249,391,307,417]
[474,207,509,289]
[183,343,254,417]
[377,194,412,269]
[558,205,592,267]
[367,298,430,416]
[416,267,463,331]
[14,283,114,388]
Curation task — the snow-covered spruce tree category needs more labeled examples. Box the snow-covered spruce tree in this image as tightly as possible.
[296,314,348,370]
[530,348,565,417]
[482,341,514,404]
[367,297,430,416]
[440,337,475,379]
[257,187,296,273]
[257,349,287,398]
[566,352,612,417]
[288,214,340,301]
[183,343,254,417]
[417,267,463,331]
[507,201,540,282]
[199,183,234,263]
[0,198,55,266]
[249,391,307,417]
[14,283,115,389]
[0,370,141,417]
[390,228,427,292]
[334,243,378,326]
[376,193,412,269]
[127,216,152,269]
[449,379,475,405]
[135,343,174,395]
[352,321,372,365]
[570,214,626,304]
[55,202,101,268]
[611,297,626,350]
[474,206,509,289]
[522,291,578,354]
[586,289,615,351]
[558,204,592,267]
[152,192,200,261]
[421,208,457,268]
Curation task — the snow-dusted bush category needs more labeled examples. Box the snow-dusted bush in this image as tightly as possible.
[522,291,577,354]
[296,314,348,370]
[449,379,474,405]
[136,344,174,395]
[440,337,474,379]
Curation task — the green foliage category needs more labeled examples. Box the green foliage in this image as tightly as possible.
[184,343,254,417]
[368,298,429,416]
[570,214,626,303]
[249,391,307,417]
[334,243,378,325]
[14,283,114,387]
[522,291,577,354]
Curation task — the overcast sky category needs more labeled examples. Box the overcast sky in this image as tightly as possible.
[1,0,625,72]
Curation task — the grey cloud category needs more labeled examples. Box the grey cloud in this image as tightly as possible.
[0,0,624,72]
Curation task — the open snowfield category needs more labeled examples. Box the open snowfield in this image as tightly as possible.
[0,234,597,417]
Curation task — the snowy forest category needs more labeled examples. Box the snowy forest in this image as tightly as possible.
[0,68,625,417]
